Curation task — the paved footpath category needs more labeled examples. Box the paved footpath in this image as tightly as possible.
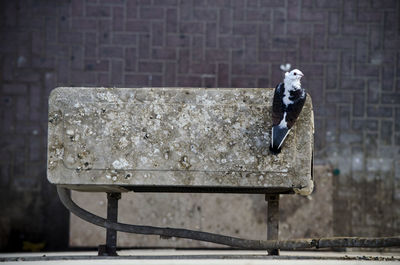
[1,250,399,265]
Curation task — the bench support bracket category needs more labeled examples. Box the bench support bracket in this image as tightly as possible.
[98,192,121,256]
[266,194,280,255]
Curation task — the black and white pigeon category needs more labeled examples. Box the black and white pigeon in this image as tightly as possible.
[270,69,306,154]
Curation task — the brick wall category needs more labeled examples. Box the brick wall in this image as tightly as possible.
[0,0,399,250]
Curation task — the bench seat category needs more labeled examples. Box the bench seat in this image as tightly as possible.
[47,87,314,195]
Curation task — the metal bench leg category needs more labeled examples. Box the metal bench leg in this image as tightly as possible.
[98,192,121,256]
[266,194,280,255]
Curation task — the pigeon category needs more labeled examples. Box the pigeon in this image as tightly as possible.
[270,69,306,154]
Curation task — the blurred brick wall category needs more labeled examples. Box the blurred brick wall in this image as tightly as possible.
[0,0,399,250]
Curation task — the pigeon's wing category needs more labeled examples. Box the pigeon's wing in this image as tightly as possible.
[272,83,285,126]
[286,92,306,129]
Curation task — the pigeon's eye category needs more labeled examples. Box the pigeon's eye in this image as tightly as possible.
[294,72,297,75]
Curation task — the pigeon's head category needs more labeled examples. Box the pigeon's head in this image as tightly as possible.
[285,69,304,81]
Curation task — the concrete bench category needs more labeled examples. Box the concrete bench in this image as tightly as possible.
[47,87,314,255]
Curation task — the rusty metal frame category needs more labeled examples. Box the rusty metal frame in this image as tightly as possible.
[57,186,400,255]
[98,193,121,256]
[266,194,280,255]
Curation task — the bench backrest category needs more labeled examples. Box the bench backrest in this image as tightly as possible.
[47,87,314,195]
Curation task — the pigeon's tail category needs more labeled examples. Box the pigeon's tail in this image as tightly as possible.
[270,126,290,155]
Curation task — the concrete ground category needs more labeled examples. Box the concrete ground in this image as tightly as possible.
[1,250,399,265]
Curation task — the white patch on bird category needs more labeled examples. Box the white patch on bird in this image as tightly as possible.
[271,128,274,147]
[282,91,293,106]
[283,69,304,106]
[278,112,288,128]
[277,129,291,149]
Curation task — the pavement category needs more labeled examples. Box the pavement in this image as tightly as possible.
[1,249,400,264]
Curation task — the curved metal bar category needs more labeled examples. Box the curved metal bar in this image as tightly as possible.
[57,186,400,250]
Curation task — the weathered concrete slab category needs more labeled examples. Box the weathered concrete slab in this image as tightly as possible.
[47,87,314,194]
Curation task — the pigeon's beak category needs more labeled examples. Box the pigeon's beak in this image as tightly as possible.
[299,73,304,77]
